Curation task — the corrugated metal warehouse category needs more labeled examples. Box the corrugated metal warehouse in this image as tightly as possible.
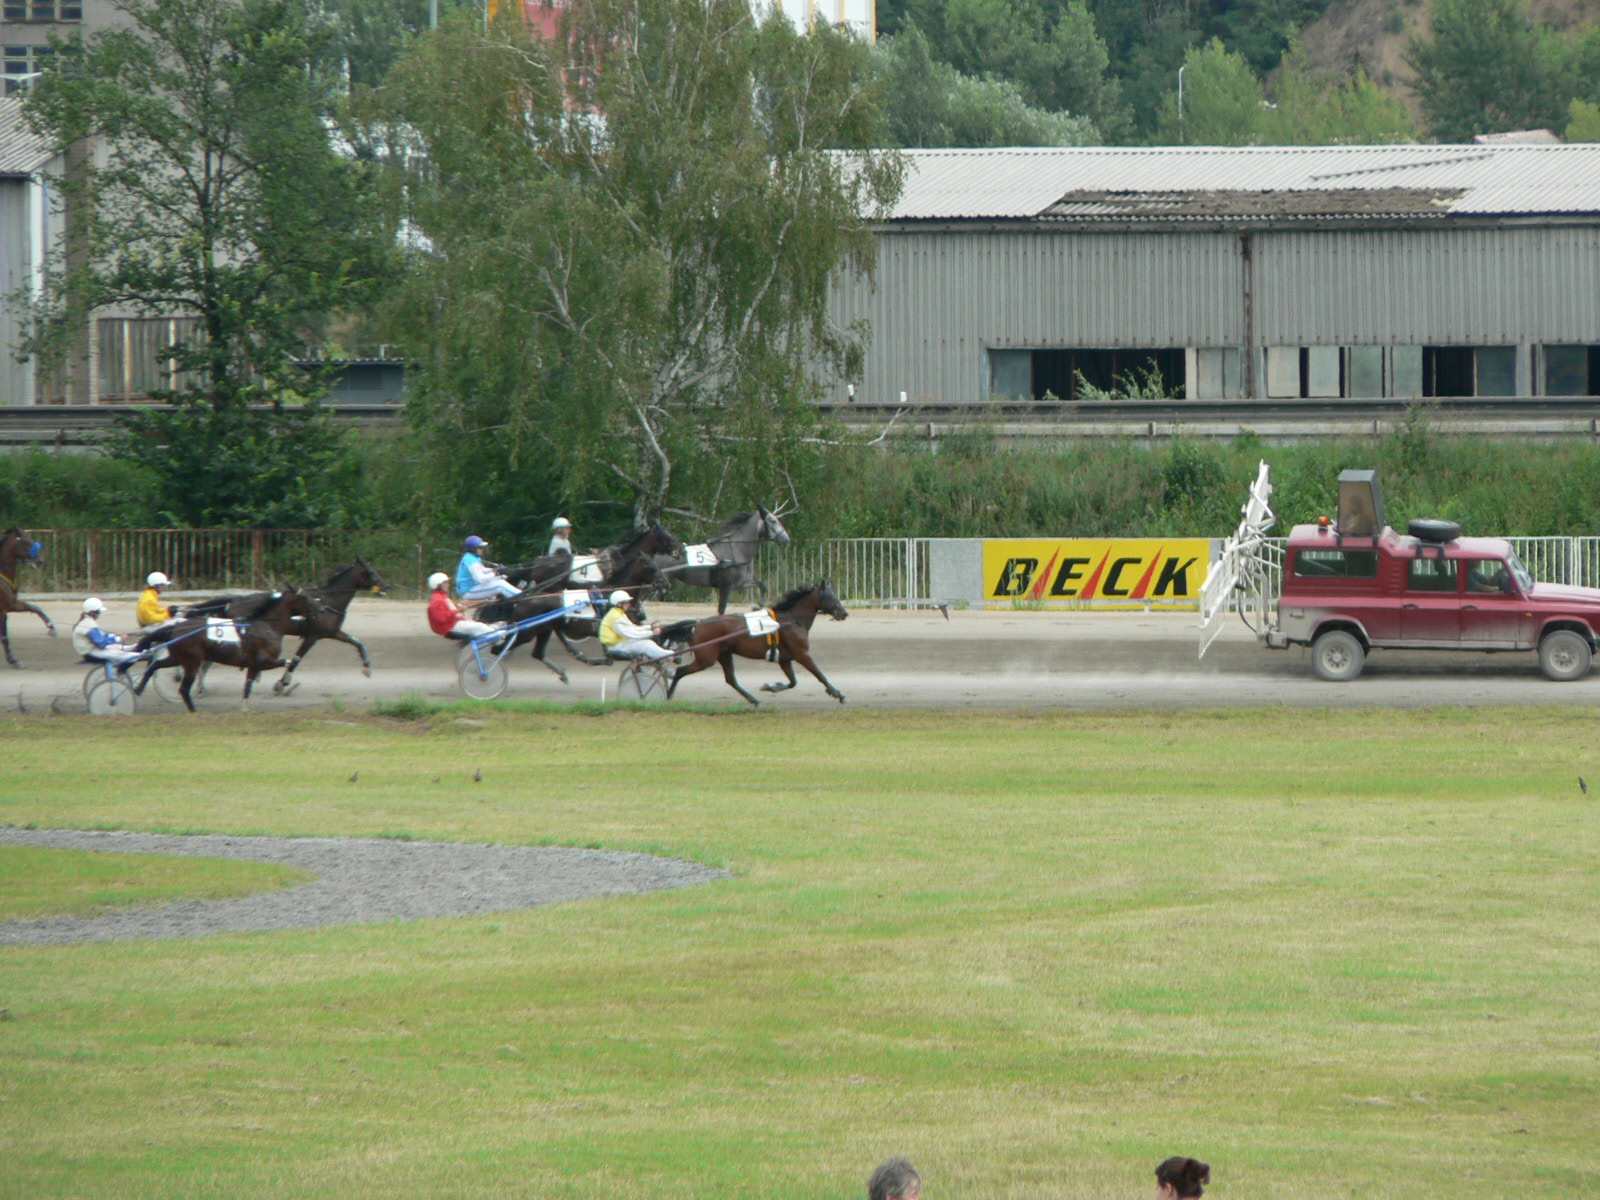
[831,145,1600,406]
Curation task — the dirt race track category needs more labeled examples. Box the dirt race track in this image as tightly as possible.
[8,595,1600,713]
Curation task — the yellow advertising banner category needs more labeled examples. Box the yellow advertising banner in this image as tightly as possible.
[982,538,1211,606]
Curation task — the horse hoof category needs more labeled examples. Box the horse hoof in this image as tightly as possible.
[361,668,371,678]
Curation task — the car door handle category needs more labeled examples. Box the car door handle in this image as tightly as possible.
[1403,603,1418,609]
[1463,604,1479,611]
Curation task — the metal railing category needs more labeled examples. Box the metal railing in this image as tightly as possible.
[23,529,427,597]
[753,538,932,607]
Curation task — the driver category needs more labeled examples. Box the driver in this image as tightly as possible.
[426,572,503,641]
[73,597,142,670]
[547,516,574,557]
[456,535,520,602]
[599,590,673,661]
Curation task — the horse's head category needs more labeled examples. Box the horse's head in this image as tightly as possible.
[757,506,791,548]
[0,528,43,570]
[354,557,389,596]
[650,521,685,558]
[818,579,848,621]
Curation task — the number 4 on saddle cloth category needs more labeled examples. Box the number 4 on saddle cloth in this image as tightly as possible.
[743,609,782,661]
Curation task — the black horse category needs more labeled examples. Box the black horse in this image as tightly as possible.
[0,527,55,667]
[502,523,683,594]
[140,588,311,712]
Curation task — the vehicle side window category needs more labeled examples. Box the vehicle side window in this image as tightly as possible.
[1465,559,1512,594]
[1407,557,1459,592]
[1293,549,1379,578]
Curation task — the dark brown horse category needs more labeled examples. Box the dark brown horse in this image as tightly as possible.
[503,523,683,594]
[140,587,310,711]
[271,559,388,694]
[0,527,56,667]
[666,580,848,707]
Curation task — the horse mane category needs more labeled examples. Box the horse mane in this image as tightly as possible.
[244,589,289,620]
[772,581,821,612]
[719,511,756,533]
[611,526,655,557]
[316,562,362,589]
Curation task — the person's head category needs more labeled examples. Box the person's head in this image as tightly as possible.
[428,572,450,592]
[146,571,171,589]
[464,535,487,553]
[82,596,105,617]
[552,516,572,533]
[609,590,630,609]
[868,1157,921,1200]
[1156,1157,1209,1199]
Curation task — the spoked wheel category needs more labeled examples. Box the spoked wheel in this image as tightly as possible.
[150,665,184,704]
[457,655,509,700]
[87,675,137,715]
[616,661,670,704]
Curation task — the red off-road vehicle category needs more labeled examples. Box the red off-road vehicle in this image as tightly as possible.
[1202,465,1600,681]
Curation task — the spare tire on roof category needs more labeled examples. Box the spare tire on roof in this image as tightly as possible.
[1409,518,1461,543]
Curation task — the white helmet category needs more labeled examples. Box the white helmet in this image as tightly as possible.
[82,596,105,614]
[552,516,573,530]
[427,571,450,590]
[146,571,171,588]
[609,590,630,606]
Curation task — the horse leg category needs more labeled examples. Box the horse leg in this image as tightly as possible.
[667,648,712,699]
[557,629,609,667]
[530,628,569,685]
[719,649,761,707]
[760,658,800,694]
[789,647,846,703]
[242,668,257,712]
[334,629,372,677]
[273,635,315,695]
[1,611,12,668]
[716,582,730,615]
[177,660,198,713]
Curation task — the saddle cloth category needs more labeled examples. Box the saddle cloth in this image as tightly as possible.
[685,543,718,568]
[205,618,241,645]
[569,555,603,583]
[560,589,596,619]
[743,610,781,638]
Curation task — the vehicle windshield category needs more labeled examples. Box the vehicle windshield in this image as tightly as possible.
[1506,550,1534,594]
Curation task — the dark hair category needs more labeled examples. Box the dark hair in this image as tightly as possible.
[1156,1157,1209,1198]
[868,1156,921,1200]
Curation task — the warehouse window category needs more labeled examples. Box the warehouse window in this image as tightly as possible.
[988,348,1184,401]
[97,317,204,403]
[1422,346,1515,397]
[1,2,82,20]
[1265,346,1341,398]
[1541,345,1600,396]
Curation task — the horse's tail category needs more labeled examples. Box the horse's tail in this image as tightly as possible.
[657,618,698,647]
[478,597,518,624]
[183,595,234,618]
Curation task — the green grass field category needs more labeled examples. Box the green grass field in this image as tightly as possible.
[2,706,1597,1199]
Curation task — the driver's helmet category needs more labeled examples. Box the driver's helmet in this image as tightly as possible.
[82,596,105,615]
[609,590,630,607]
[552,516,572,531]
[428,572,450,591]
[146,571,171,588]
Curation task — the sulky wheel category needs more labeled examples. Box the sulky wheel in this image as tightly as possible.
[87,675,137,715]
[457,656,509,700]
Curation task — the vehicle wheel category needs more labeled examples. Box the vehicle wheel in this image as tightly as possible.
[457,656,508,700]
[617,663,669,704]
[87,676,137,715]
[1311,629,1365,682]
[1538,629,1593,682]
[150,665,183,704]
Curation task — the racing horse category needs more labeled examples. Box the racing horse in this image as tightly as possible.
[477,555,667,682]
[270,559,388,694]
[502,522,683,594]
[0,527,56,667]
[665,579,847,707]
[141,587,311,712]
[656,507,792,614]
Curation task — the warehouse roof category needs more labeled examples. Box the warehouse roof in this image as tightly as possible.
[0,98,52,178]
[888,145,1600,223]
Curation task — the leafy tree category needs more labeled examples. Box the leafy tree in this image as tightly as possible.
[1406,0,1568,141]
[876,23,1099,147]
[1267,44,1415,143]
[1161,37,1267,144]
[1047,1,1132,139]
[21,0,391,526]
[380,3,902,528]
[1566,98,1600,142]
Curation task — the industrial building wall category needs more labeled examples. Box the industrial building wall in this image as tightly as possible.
[0,181,35,406]
[831,224,1600,404]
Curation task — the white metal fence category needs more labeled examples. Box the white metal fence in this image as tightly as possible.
[19,531,1600,608]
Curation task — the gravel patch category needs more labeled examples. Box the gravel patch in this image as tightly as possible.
[0,827,729,945]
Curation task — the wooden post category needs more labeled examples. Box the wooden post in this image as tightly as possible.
[251,530,265,588]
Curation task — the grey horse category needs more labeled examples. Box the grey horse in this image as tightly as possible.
[656,507,792,614]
